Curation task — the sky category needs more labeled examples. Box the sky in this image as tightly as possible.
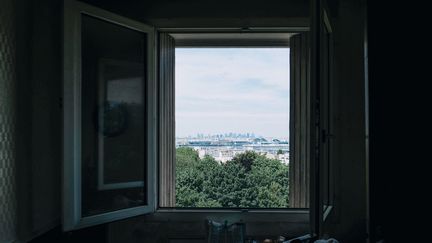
[175,48,290,139]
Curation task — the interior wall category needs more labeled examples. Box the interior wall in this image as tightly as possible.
[15,0,33,240]
[107,213,309,242]
[29,0,62,235]
[323,0,367,241]
[80,0,309,28]
[14,0,63,241]
[366,1,420,241]
[0,0,18,241]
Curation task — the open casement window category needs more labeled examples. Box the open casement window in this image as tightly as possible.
[63,0,314,234]
[320,7,335,222]
[310,0,335,237]
[62,0,156,230]
[290,6,334,233]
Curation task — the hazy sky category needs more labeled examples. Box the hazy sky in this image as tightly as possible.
[175,48,290,139]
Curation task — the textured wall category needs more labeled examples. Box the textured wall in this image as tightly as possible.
[0,0,17,242]
[29,0,62,232]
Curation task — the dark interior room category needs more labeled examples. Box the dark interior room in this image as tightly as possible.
[1,0,420,242]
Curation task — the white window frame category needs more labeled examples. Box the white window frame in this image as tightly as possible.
[62,0,157,231]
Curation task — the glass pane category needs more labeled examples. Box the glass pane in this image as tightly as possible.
[81,14,147,217]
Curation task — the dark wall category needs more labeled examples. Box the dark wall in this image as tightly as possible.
[322,0,367,242]
[15,0,33,239]
[367,1,426,242]
[80,0,309,28]
[29,0,62,230]
[0,0,18,241]
[15,0,62,241]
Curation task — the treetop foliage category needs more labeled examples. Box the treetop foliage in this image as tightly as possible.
[175,148,289,208]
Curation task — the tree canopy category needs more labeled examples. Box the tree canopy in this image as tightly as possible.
[175,148,289,208]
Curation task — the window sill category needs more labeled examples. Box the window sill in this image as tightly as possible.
[109,208,310,240]
[150,208,309,223]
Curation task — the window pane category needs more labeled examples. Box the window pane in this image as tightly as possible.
[175,48,290,208]
[81,14,147,217]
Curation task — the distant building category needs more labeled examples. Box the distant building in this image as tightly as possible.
[176,133,289,164]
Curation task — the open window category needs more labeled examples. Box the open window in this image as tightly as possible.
[62,0,333,237]
[63,0,310,230]
[320,8,335,221]
[309,1,336,236]
[158,32,311,210]
[62,0,156,230]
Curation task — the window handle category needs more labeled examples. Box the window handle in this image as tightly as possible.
[321,130,334,142]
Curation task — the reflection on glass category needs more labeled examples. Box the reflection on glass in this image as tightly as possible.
[81,14,147,217]
[98,60,145,189]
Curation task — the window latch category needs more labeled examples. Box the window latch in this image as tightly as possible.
[322,130,334,142]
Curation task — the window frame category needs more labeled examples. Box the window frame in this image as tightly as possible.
[62,0,320,233]
[62,0,157,231]
[289,32,311,209]
[157,29,310,217]
[310,1,336,236]
[320,7,335,223]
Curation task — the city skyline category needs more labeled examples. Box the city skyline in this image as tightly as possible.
[175,48,290,138]
[175,132,287,140]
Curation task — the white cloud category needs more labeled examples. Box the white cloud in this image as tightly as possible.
[175,48,290,138]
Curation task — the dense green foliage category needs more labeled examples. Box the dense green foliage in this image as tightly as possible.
[175,148,289,208]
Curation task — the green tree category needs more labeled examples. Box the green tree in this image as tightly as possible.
[175,149,289,208]
[230,150,257,171]
[176,147,199,168]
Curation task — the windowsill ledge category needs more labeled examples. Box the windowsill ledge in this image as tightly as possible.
[148,208,309,223]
